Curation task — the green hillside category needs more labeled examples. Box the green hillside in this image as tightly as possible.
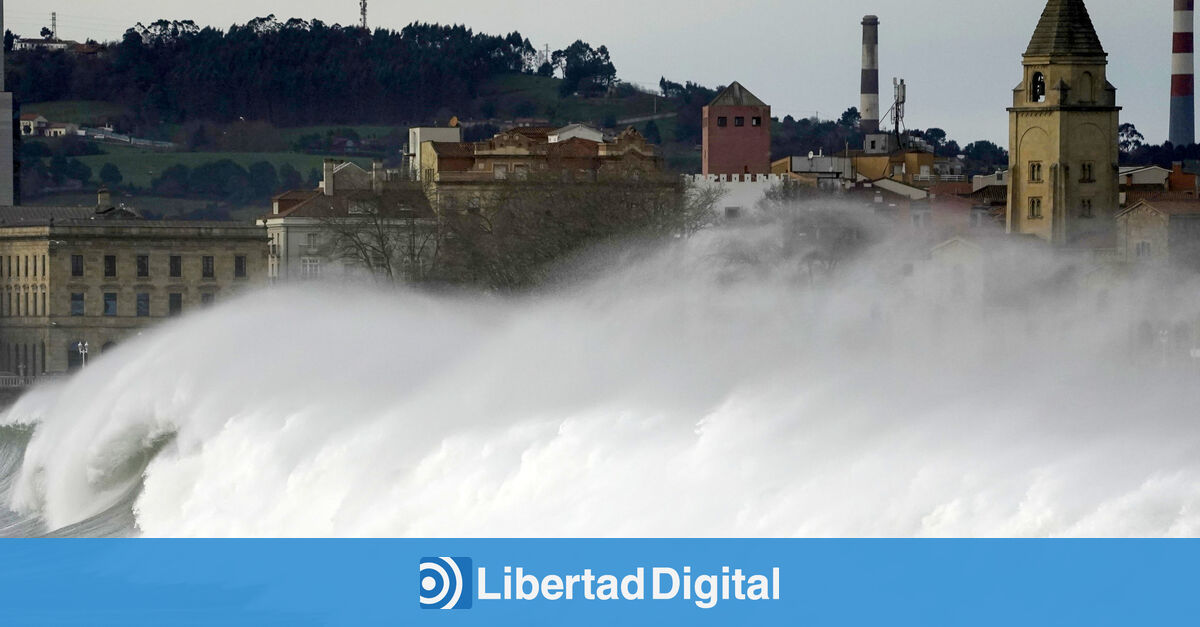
[75,151,371,190]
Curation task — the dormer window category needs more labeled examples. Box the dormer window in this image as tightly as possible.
[1031,72,1046,103]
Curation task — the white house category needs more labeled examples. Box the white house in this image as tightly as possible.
[259,160,436,283]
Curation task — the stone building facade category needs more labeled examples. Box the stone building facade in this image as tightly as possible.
[1115,199,1200,270]
[419,126,662,214]
[0,204,266,374]
[1006,0,1120,248]
[260,160,435,283]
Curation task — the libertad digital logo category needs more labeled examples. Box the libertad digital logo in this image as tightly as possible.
[419,557,473,610]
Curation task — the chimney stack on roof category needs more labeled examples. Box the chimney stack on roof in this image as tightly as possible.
[97,186,111,209]
[861,15,881,134]
[1172,0,1196,146]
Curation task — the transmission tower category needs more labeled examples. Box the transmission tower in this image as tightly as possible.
[360,0,367,30]
[51,12,57,39]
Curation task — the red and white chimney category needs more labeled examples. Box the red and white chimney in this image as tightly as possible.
[1171,0,1195,146]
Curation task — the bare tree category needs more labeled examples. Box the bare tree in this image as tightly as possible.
[434,170,710,289]
[315,192,441,283]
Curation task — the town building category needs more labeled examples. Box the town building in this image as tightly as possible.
[702,82,771,176]
[549,124,605,144]
[18,114,47,137]
[420,126,661,214]
[771,154,854,191]
[0,191,267,374]
[408,125,463,182]
[259,160,435,283]
[1006,0,1120,248]
[1115,198,1200,270]
[12,37,77,52]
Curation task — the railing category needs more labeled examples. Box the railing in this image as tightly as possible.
[0,375,62,389]
[913,174,967,183]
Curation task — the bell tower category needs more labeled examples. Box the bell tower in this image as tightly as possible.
[1007,0,1120,247]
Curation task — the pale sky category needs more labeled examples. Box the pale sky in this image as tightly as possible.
[2,1,1173,145]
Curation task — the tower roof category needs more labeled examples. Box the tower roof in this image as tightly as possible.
[1024,0,1106,58]
[707,82,767,108]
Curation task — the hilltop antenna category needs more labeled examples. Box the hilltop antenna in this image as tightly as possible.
[359,0,367,30]
[885,77,906,149]
[51,11,57,39]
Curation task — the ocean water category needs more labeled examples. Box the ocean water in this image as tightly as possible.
[3,214,1200,538]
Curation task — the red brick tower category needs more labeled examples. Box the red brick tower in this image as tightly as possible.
[702,82,771,175]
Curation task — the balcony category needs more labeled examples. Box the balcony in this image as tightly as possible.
[913,174,967,183]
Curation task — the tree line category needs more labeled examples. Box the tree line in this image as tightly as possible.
[4,17,620,131]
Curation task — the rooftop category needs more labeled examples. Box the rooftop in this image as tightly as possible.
[1025,0,1106,58]
[708,82,767,108]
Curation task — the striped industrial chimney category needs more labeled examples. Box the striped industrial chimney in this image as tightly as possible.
[861,15,880,134]
[1172,0,1195,146]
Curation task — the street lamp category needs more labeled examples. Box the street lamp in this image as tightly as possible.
[77,341,89,368]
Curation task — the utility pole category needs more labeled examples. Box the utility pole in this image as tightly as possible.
[359,0,367,30]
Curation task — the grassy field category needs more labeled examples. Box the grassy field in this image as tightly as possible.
[476,74,669,126]
[275,125,407,143]
[21,101,130,126]
[74,151,372,189]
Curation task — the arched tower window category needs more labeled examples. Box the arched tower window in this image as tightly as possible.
[1079,72,1095,103]
[1030,72,1046,103]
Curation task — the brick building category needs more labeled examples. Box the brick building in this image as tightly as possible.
[702,82,771,176]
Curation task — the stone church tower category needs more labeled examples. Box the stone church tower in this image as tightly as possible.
[1007,0,1119,247]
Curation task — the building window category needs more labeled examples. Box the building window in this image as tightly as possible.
[752,117,762,127]
[1029,197,1043,219]
[103,293,117,317]
[202,256,215,279]
[168,293,183,316]
[103,255,116,277]
[201,293,215,307]
[734,116,745,127]
[301,257,321,280]
[717,116,728,127]
[71,254,84,277]
[235,255,247,278]
[306,233,318,248]
[493,164,508,180]
[136,293,150,317]
[70,293,84,316]
[169,255,182,278]
[1081,162,1095,182]
[1029,162,1043,182]
[137,255,149,277]
[1136,241,1151,258]
[1080,199,1093,218]
[724,207,742,220]
[1031,71,1046,103]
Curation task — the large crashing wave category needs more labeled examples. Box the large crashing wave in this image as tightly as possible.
[3,213,1200,537]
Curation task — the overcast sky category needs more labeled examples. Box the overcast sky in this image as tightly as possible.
[2,1,1173,145]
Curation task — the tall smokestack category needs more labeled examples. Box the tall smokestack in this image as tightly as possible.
[861,15,880,134]
[1172,0,1196,147]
